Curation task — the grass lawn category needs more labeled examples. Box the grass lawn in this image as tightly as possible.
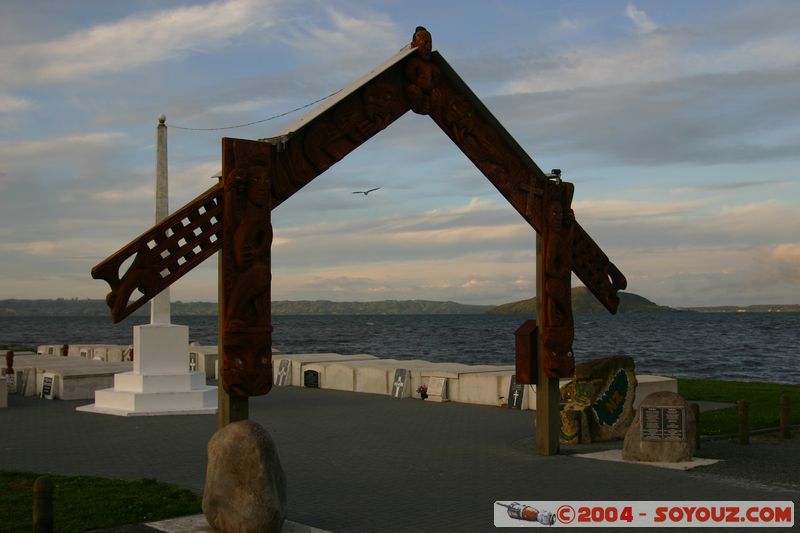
[677,378,800,436]
[0,472,201,533]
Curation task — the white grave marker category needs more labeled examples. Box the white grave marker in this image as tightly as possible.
[41,372,57,400]
[427,376,448,402]
[276,360,291,386]
[391,369,410,399]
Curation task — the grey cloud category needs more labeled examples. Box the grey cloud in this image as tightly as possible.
[485,68,800,167]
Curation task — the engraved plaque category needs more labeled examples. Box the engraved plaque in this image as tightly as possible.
[640,406,686,441]
[427,376,447,398]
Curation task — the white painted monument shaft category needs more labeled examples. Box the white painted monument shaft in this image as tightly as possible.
[151,114,170,325]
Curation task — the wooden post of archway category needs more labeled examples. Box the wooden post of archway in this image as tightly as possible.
[536,233,559,455]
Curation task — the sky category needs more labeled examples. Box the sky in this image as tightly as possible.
[0,0,798,308]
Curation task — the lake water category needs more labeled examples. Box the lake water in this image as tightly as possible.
[1,312,798,384]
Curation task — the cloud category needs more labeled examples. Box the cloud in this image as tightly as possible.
[0,0,275,86]
[625,3,658,34]
[0,132,128,158]
[277,7,402,60]
[760,244,800,284]
[572,198,709,222]
[0,93,32,113]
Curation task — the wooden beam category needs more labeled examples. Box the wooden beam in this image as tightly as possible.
[217,248,248,428]
[535,234,560,456]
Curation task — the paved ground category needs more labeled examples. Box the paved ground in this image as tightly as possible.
[2,389,798,532]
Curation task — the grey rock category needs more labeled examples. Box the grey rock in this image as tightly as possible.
[203,420,287,533]
[623,391,696,462]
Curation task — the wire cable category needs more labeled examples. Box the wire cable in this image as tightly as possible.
[166,89,343,132]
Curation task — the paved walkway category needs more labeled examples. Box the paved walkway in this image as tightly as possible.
[2,389,798,532]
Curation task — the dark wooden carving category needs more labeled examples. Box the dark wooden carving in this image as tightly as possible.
[90,28,628,401]
[221,138,274,397]
[539,180,575,378]
[270,69,410,209]
[514,320,538,384]
[571,221,627,312]
[405,26,440,115]
[5,350,13,374]
[91,184,223,322]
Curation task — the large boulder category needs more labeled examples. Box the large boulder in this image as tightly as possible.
[623,391,696,462]
[203,420,287,533]
[559,356,637,445]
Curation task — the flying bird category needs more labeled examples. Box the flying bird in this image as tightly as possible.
[352,187,380,195]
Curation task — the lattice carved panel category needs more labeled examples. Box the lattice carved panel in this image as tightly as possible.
[91,184,223,323]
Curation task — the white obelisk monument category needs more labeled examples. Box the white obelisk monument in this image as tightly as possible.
[78,115,217,416]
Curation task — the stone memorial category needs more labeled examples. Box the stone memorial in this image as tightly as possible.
[623,391,696,462]
[426,376,448,402]
[203,420,286,533]
[559,356,637,445]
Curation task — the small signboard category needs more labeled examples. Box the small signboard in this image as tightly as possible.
[507,375,525,409]
[427,376,447,399]
[303,369,320,388]
[391,369,410,399]
[641,406,686,441]
[5,372,16,394]
[276,360,291,386]
[41,372,57,400]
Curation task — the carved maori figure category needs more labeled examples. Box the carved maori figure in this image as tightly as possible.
[4,350,13,374]
[540,180,576,378]
[405,26,440,115]
[221,139,274,397]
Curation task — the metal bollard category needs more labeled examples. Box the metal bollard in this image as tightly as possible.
[779,393,791,440]
[689,402,700,450]
[738,400,749,445]
[33,476,54,533]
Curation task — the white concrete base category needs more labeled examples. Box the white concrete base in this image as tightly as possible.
[78,323,217,416]
[573,449,718,470]
[633,375,678,407]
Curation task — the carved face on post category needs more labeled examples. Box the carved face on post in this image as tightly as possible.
[412,26,432,59]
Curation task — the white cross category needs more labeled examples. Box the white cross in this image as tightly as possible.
[278,364,288,384]
[393,374,405,397]
[512,388,520,405]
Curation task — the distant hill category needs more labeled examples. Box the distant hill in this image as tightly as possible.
[485,288,673,315]
[0,298,489,316]
[682,304,800,313]
[271,300,489,315]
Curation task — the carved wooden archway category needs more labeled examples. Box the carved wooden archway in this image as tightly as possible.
[92,28,627,449]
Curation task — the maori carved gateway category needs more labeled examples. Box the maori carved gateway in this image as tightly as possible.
[92,27,626,398]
